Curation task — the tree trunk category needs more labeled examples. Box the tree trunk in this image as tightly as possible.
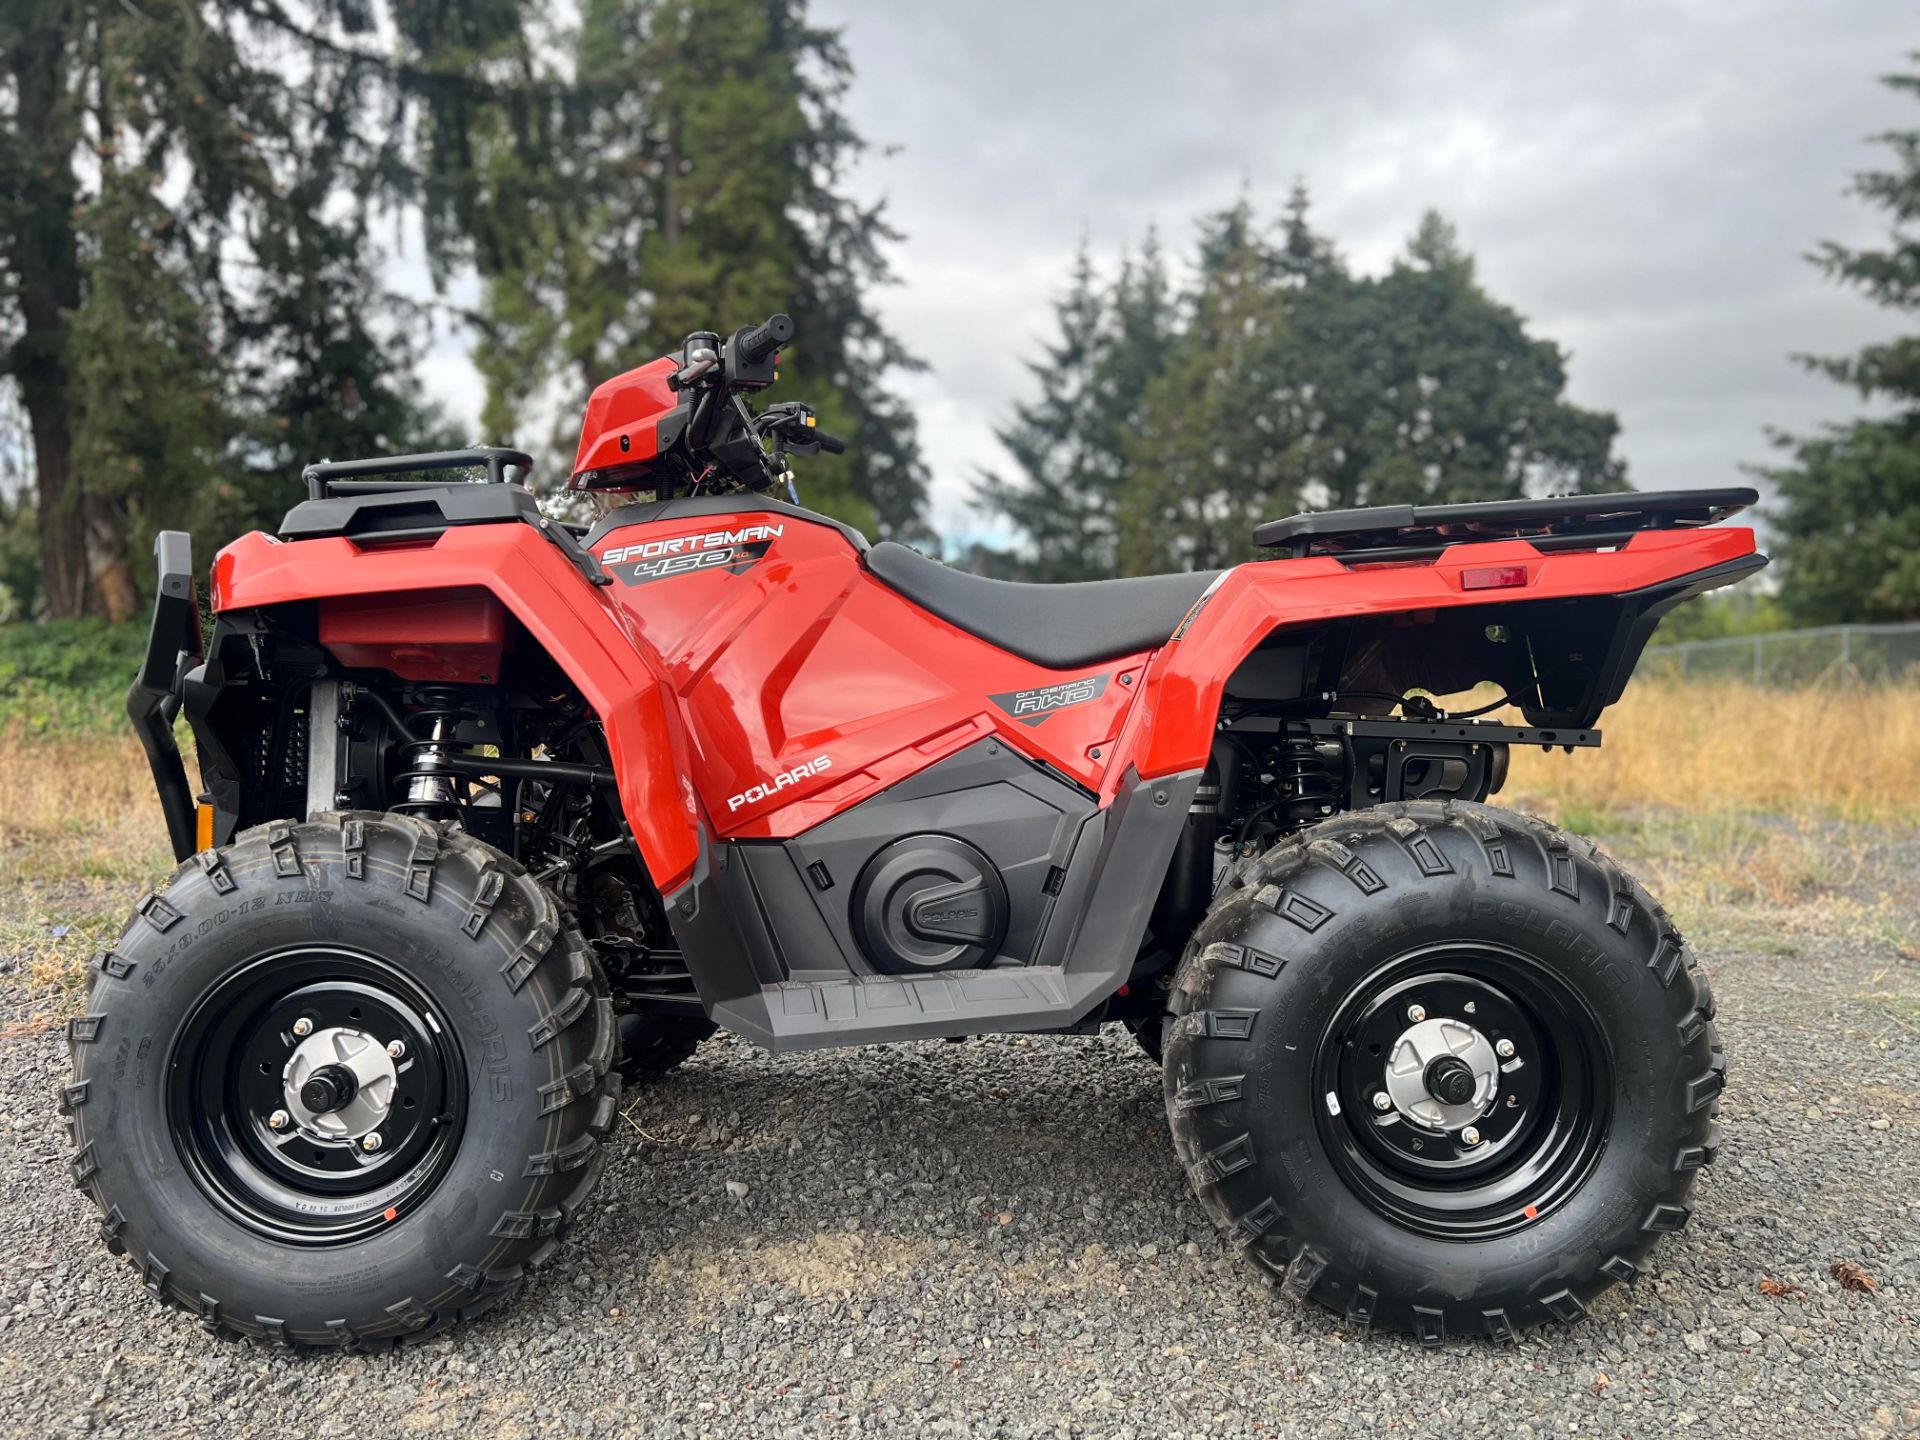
[6,19,95,617]
[29,403,92,616]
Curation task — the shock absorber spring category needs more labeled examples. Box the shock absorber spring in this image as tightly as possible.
[1270,734,1345,831]
[392,686,478,818]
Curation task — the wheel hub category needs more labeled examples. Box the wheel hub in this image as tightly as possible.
[1383,1016,1498,1130]
[1315,949,1613,1241]
[284,1028,395,1140]
[168,949,467,1246]
[1423,1054,1479,1107]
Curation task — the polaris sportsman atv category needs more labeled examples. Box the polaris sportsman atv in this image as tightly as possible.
[72,313,1757,1347]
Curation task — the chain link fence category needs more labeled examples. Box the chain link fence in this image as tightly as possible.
[1643,622,1920,685]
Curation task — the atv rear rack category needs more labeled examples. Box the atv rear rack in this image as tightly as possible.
[1253,487,1757,561]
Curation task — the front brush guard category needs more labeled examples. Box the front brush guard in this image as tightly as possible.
[128,530,204,861]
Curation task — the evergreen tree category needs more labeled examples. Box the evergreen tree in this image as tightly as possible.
[1,2,528,617]
[975,246,1117,580]
[1353,213,1621,505]
[985,192,1625,575]
[1121,202,1302,573]
[474,0,927,540]
[1758,62,1920,624]
[66,169,229,619]
[975,237,1172,579]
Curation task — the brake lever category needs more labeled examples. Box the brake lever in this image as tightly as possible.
[670,347,719,391]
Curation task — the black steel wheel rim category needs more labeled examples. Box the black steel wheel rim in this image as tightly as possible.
[167,947,468,1246]
[1312,942,1612,1241]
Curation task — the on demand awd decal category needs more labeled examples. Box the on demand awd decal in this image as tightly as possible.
[602,524,783,586]
[989,673,1110,726]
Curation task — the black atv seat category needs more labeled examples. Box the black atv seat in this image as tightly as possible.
[864,541,1220,670]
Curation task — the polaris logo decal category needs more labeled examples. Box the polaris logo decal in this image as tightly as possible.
[990,673,1111,726]
[727,754,834,813]
[603,525,783,586]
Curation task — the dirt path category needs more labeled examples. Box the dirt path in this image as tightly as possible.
[0,885,1916,1438]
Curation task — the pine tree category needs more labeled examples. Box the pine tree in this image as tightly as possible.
[975,237,1172,579]
[1121,202,1303,573]
[66,169,229,618]
[988,191,1625,575]
[1758,62,1920,624]
[1,2,505,617]
[976,246,1117,580]
[473,0,927,540]
[1353,213,1622,505]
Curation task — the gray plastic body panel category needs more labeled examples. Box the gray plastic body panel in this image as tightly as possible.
[686,763,1202,1051]
[770,738,1094,976]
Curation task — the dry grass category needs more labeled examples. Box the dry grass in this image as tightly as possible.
[0,729,175,1014]
[1504,678,1920,827]
[1501,678,1920,951]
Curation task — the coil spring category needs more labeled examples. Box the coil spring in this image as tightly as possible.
[1270,735,1344,832]
[391,686,478,818]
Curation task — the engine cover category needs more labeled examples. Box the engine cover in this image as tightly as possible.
[851,836,1009,974]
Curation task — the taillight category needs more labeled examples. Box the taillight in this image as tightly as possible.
[1461,564,1530,591]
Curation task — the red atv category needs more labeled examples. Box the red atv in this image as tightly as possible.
[72,314,1757,1347]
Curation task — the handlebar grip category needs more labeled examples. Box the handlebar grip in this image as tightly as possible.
[813,429,847,455]
[736,313,795,365]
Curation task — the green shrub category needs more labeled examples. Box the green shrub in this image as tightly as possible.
[0,619,148,736]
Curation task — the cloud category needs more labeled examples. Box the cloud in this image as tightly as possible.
[815,0,1917,539]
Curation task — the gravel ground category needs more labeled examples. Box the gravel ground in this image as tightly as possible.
[1,909,1917,1438]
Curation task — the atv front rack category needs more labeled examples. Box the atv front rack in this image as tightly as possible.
[1253,488,1757,561]
[303,447,534,500]
[287,447,613,587]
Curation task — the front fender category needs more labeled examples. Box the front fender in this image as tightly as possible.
[213,525,703,892]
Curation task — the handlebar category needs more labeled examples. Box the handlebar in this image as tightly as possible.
[736,313,795,365]
[813,430,847,455]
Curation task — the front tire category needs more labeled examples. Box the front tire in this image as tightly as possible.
[1164,800,1722,1342]
[63,812,619,1349]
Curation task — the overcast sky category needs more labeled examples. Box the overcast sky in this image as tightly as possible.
[419,1,1918,550]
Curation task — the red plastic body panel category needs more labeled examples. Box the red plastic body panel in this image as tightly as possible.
[591,513,1149,838]
[319,588,507,683]
[569,356,680,487]
[213,526,702,893]
[210,509,1758,894]
[1123,526,1759,779]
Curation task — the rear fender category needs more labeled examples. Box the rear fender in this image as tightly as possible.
[211,525,703,892]
[1120,526,1764,780]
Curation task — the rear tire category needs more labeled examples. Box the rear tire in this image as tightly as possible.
[1163,800,1721,1342]
[63,812,619,1350]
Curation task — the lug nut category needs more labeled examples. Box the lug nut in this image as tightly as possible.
[1461,1126,1483,1146]
[1405,1003,1426,1023]
[1495,1038,1516,1059]
[1372,1091,1393,1112]
[292,1017,313,1037]
[386,1039,406,1059]
[360,1133,383,1153]
[268,1109,290,1131]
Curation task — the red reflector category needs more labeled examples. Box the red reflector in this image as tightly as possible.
[1461,564,1530,591]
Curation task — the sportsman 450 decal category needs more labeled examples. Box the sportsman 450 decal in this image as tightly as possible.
[989,673,1110,726]
[602,524,784,586]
